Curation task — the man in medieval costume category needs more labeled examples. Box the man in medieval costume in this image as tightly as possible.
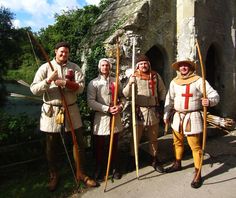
[123,54,166,173]
[30,42,97,191]
[87,58,125,182]
[163,59,220,188]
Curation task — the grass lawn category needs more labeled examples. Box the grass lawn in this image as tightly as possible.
[0,154,94,198]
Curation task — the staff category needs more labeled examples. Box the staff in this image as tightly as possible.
[104,37,120,192]
[131,37,139,179]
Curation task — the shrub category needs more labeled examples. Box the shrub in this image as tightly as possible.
[0,112,39,146]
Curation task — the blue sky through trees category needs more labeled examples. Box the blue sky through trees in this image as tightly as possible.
[0,0,101,32]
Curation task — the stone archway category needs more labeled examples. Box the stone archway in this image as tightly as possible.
[205,43,222,114]
[145,45,167,77]
[205,43,222,89]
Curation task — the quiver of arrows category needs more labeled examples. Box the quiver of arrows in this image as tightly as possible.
[206,112,236,131]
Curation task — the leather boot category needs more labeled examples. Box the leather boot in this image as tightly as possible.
[152,157,164,173]
[126,155,135,172]
[48,171,59,191]
[94,166,104,182]
[112,169,122,180]
[191,168,203,188]
[165,160,182,173]
[79,174,99,187]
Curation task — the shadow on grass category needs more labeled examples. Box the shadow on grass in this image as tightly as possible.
[0,157,92,198]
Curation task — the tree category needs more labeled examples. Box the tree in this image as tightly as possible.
[0,6,15,104]
[0,6,38,104]
[6,27,40,83]
[38,5,101,64]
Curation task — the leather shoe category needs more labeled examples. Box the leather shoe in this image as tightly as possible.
[126,156,135,172]
[79,175,100,187]
[191,177,203,188]
[165,160,182,173]
[191,168,203,188]
[94,169,104,182]
[48,171,59,191]
[152,157,165,173]
[113,170,122,180]
[154,164,165,173]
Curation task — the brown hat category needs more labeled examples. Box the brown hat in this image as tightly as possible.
[172,59,197,70]
[136,54,150,63]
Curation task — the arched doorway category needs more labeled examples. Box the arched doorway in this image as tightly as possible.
[205,43,222,89]
[205,43,222,114]
[145,45,167,77]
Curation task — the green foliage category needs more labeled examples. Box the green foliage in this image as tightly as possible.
[85,40,106,84]
[38,5,102,63]
[2,31,46,84]
[6,63,38,84]
[0,111,39,146]
[0,6,38,99]
[99,0,112,9]
[0,6,14,104]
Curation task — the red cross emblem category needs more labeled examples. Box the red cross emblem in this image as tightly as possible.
[149,79,156,96]
[182,84,193,109]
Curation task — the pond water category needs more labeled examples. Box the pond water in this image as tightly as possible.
[3,81,42,118]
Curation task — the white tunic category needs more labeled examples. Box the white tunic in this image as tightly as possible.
[164,78,219,135]
[30,59,84,133]
[87,75,124,136]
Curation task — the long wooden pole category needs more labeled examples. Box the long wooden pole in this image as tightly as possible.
[131,37,139,179]
[104,37,120,192]
[28,32,82,184]
[196,39,207,178]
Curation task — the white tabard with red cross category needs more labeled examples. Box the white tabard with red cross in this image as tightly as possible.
[164,78,219,135]
[181,84,193,110]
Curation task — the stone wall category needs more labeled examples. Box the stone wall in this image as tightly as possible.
[86,0,236,119]
[195,0,236,118]
[91,0,176,85]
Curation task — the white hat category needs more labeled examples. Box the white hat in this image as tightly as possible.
[98,58,112,69]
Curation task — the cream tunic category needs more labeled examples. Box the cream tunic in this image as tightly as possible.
[123,72,166,126]
[30,59,84,133]
[164,78,220,135]
[87,75,124,136]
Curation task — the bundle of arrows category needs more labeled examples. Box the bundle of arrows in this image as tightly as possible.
[206,112,236,133]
